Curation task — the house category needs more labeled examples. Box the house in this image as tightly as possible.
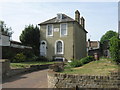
[10,40,32,49]
[87,39,111,58]
[0,33,10,46]
[38,10,87,61]
[0,32,32,49]
[101,40,111,57]
[0,31,32,59]
[87,39,101,57]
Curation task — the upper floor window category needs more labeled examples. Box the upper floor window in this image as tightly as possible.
[60,23,67,36]
[47,24,53,36]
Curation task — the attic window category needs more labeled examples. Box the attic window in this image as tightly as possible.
[57,14,63,20]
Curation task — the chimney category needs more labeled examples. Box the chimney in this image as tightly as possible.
[80,17,85,29]
[88,39,91,50]
[75,10,80,23]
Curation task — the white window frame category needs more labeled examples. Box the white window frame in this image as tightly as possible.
[55,40,64,55]
[46,24,53,37]
[60,23,67,37]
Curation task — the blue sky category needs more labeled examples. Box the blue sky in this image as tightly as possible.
[0,2,118,41]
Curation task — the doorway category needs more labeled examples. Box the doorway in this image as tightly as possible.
[40,40,47,56]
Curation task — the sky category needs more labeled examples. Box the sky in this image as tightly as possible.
[119,2,120,20]
[0,1,118,42]
[118,1,120,37]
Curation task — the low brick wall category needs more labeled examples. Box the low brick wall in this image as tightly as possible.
[47,71,120,89]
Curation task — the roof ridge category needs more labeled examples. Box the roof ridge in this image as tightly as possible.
[38,14,75,25]
[63,14,75,21]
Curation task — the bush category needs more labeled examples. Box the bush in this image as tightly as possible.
[36,56,48,62]
[80,56,94,65]
[23,51,35,61]
[69,56,94,68]
[109,36,120,64]
[11,53,26,63]
[23,51,33,58]
[69,60,82,67]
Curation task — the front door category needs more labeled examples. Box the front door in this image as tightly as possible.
[40,41,47,56]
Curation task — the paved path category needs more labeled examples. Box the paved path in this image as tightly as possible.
[2,69,48,88]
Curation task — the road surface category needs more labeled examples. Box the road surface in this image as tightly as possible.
[2,69,48,88]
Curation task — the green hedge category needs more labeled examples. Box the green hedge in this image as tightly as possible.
[11,53,48,63]
[69,56,94,68]
[69,60,82,67]
[80,56,94,65]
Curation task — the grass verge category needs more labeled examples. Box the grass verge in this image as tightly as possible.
[62,58,120,75]
[10,61,56,69]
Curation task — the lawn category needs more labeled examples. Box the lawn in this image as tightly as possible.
[62,59,120,75]
[10,61,57,69]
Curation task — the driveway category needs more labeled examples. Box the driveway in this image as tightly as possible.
[2,69,48,88]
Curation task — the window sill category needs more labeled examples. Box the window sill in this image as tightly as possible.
[46,35,53,37]
[55,53,64,55]
[60,35,68,37]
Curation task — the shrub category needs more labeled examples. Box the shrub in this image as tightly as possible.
[80,56,94,65]
[31,55,39,61]
[109,36,120,64]
[23,51,33,58]
[23,51,35,61]
[36,56,48,62]
[12,53,26,63]
[69,60,82,67]
[69,56,94,68]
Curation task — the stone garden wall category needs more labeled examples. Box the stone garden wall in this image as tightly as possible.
[0,60,10,77]
[6,64,52,78]
[47,71,120,89]
[1,60,52,79]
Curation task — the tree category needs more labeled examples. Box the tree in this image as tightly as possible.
[0,20,13,36]
[20,24,40,56]
[109,36,120,64]
[100,30,118,44]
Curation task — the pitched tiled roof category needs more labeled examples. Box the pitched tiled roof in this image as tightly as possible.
[38,14,75,25]
[87,41,100,49]
[10,40,22,45]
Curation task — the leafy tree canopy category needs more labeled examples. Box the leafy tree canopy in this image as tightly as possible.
[19,24,40,56]
[0,20,13,36]
[109,36,120,64]
[100,30,118,44]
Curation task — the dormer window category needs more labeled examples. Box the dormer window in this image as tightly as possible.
[57,14,63,20]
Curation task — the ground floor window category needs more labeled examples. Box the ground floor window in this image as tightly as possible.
[55,40,64,54]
